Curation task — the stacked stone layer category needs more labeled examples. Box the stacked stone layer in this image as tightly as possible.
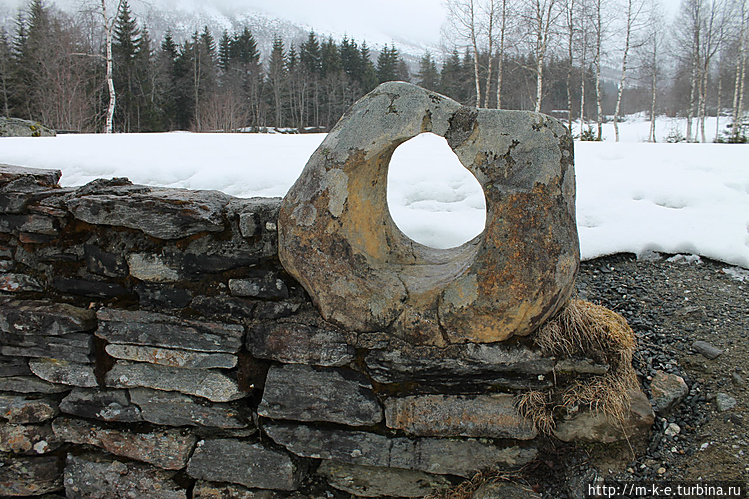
[0,164,652,497]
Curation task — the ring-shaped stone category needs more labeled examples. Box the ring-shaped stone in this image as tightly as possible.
[278,82,579,346]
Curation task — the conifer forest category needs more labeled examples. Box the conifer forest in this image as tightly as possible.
[0,0,747,142]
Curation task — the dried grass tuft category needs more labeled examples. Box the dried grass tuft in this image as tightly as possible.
[423,469,522,499]
[518,299,640,433]
[516,390,556,434]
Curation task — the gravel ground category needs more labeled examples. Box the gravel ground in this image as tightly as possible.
[520,252,749,498]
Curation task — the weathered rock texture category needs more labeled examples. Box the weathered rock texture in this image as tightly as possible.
[0,83,651,498]
[278,81,579,345]
[0,117,55,137]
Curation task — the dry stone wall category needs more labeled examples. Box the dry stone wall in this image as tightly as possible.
[0,164,653,497]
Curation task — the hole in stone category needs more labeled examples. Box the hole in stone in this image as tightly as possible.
[387,132,487,249]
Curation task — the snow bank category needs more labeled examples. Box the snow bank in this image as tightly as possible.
[0,121,746,269]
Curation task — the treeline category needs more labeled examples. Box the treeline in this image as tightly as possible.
[0,0,617,133]
[2,0,746,137]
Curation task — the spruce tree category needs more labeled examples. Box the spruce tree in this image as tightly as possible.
[218,31,231,72]
[416,52,439,90]
[359,41,377,91]
[267,36,287,127]
[376,45,399,84]
[113,0,142,131]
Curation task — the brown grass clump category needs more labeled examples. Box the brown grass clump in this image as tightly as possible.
[423,469,524,499]
[516,299,639,432]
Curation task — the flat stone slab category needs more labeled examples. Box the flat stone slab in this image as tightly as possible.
[278,81,578,345]
[317,460,450,497]
[53,417,197,470]
[553,390,655,443]
[65,179,231,239]
[187,439,306,491]
[105,361,246,403]
[258,364,382,426]
[264,423,537,477]
[0,298,96,335]
[129,388,251,429]
[0,455,62,496]
[0,423,62,455]
[96,308,244,353]
[1,332,93,364]
[2,375,69,394]
[59,388,143,422]
[0,164,61,188]
[29,358,98,387]
[247,319,356,367]
[105,344,237,369]
[384,393,537,439]
[365,340,554,390]
[64,452,187,499]
[0,393,59,423]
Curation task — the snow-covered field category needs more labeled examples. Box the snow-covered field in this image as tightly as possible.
[0,115,747,269]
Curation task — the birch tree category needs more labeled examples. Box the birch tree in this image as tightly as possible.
[98,0,124,133]
[494,0,511,108]
[731,0,747,138]
[639,0,666,141]
[613,0,646,141]
[521,0,562,112]
[445,0,484,107]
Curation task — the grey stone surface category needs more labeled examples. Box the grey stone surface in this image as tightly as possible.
[2,376,69,394]
[29,358,98,387]
[0,455,62,496]
[650,370,688,414]
[0,298,96,336]
[59,388,143,422]
[127,253,182,282]
[0,214,59,235]
[716,393,738,412]
[129,387,250,428]
[64,452,187,499]
[0,273,43,292]
[258,364,382,426]
[0,164,61,189]
[0,355,32,377]
[187,439,306,491]
[52,276,129,299]
[0,423,62,454]
[53,417,197,470]
[229,274,289,299]
[105,344,237,369]
[96,308,244,353]
[105,361,247,403]
[554,390,655,443]
[0,118,55,137]
[0,393,59,423]
[317,460,450,497]
[385,393,537,439]
[692,340,723,359]
[365,340,554,390]
[1,331,93,364]
[193,481,278,498]
[264,423,537,477]
[278,81,578,345]
[65,180,231,239]
[247,320,356,367]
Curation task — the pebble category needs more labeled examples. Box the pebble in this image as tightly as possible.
[691,341,723,360]
[665,423,681,437]
[716,393,738,412]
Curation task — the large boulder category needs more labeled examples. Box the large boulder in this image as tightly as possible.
[0,117,55,137]
[278,82,579,345]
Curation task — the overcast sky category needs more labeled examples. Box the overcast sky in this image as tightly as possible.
[3,0,682,49]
